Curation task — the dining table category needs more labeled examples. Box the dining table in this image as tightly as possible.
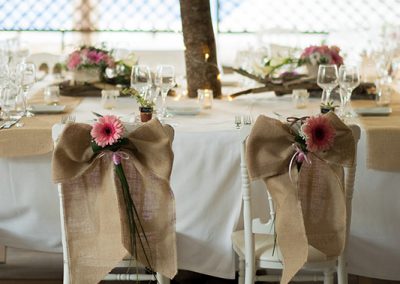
[1,80,400,280]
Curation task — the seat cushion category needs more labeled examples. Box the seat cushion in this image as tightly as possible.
[232,230,336,265]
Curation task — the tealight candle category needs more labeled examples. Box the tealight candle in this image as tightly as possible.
[197,89,213,109]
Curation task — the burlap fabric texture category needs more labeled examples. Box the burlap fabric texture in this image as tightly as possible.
[52,119,177,283]
[246,112,356,283]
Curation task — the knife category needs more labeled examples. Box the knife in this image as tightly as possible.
[0,119,19,129]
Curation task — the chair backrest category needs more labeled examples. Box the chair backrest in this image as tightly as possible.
[240,122,361,261]
[27,53,61,75]
[51,122,172,284]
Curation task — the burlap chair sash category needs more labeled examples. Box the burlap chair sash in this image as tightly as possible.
[246,112,355,284]
[52,119,177,284]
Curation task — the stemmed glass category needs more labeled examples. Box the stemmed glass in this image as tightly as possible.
[16,62,36,117]
[130,65,152,99]
[155,65,175,118]
[338,65,360,118]
[317,64,339,106]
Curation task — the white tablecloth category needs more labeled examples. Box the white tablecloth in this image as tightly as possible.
[1,93,400,280]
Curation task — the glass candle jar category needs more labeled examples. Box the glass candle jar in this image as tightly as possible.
[197,89,213,109]
[101,90,119,109]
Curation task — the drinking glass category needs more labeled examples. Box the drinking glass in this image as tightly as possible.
[317,64,339,106]
[16,62,36,117]
[130,65,152,97]
[155,65,175,118]
[1,86,16,120]
[338,65,360,118]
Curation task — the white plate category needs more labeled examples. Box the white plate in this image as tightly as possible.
[28,104,66,114]
[167,105,201,115]
[355,107,392,116]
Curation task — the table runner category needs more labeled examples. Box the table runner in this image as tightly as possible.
[0,90,82,158]
[353,96,400,172]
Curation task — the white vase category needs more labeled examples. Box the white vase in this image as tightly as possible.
[73,68,101,84]
[306,64,319,78]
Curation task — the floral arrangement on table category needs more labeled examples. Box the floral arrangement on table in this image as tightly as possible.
[289,114,336,168]
[90,114,156,277]
[298,45,343,77]
[299,45,343,66]
[66,45,115,83]
[104,52,138,86]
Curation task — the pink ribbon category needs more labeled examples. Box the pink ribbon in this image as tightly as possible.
[112,151,129,165]
[288,143,311,184]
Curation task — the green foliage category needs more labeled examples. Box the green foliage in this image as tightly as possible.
[121,88,155,108]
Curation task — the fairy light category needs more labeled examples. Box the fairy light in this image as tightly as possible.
[205,52,210,62]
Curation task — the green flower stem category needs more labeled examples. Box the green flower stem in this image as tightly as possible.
[114,163,155,278]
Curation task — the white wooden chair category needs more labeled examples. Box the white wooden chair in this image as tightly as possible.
[232,124,361,284]
[27,53,62,76]
[52,123,170,284]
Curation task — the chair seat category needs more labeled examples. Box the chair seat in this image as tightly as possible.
[232,230,337,269]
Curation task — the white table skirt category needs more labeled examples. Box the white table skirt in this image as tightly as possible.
[1,93,400,280]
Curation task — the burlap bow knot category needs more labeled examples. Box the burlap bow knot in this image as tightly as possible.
[52,119,177,284]
[246,112,355,284]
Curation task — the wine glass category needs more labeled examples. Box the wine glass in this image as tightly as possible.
[317,64,339,106]
[130,65,152,97]
[338,65,360,118]
[16,62,36,117]
[155,65,175,118]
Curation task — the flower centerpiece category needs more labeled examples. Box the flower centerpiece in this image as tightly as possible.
[299,45,343,77]
[121,88,155,122]
[66,45,115,84]
[104,52,138,86]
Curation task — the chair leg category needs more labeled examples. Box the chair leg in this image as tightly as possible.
[244,260,254,284]
[338,254,348,284]
[0,245,6,264]
[238,257,245,284]
[157,273,170,284]
[323,269,334,284]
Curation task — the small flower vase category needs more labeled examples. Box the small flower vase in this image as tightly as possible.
[139,106,153,122]
[320,105,335,114]
[306,64,319,78]
[73,68,101,84]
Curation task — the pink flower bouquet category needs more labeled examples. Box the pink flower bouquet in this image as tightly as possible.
[299,45,343,66]
[66,45,115,71]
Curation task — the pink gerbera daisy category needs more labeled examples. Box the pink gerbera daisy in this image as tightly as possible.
[90,115,124,147]
[302,115,336,152]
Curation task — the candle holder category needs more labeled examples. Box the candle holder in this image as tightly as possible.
[197,89,213,109]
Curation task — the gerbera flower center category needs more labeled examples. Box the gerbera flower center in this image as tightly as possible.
[103,126,112,136]
[314,127,325,141]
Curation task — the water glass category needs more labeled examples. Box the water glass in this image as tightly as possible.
[130,65,152,96]
[44,86,60,105]
[155,65,175,117]
[375,79,392,107]
[317,64,339,105]
[338,65,360,118]
[292,89,309,109]
[101,90,119,109]
[197,89,213,109]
